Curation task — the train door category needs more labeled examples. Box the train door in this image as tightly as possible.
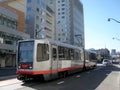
[51,45,58,75]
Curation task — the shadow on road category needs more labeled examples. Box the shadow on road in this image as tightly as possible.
[20,64,120,90]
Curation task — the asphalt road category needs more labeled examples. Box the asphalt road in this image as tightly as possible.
[16,64,120,90]
[0,64,120,90]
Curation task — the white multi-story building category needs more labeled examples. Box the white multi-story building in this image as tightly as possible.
[56,0,84,48]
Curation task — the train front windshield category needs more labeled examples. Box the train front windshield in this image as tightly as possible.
[18,41,34,63]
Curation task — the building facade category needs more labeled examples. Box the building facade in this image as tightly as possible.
[26,0,55,39]
[96,48,110,60]
[1,0,26,32]
[56,0,84,48]
[1,0,26,13]
[0,3,30,67]
[5,0,84,47]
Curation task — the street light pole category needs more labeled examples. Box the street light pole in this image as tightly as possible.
[35,29,42,39]
[108,18,120,23]
[112,37,120,41]
[35,28,45,39]
[75,34,86,69]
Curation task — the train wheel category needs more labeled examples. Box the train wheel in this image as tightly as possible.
[82,66,86,71]
[58,71,68,78]
[33,75,44,82]
[63,71,68,78]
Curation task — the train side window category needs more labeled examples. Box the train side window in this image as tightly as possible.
[64,47,70,60]
[75,50,81,60]
[37,44,49,62]
[74,50,80,60]
[70,49,74,60]
[58,46,65,60]
[52,48,57,60]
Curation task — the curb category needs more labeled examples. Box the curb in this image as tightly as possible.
[0,75,17,81]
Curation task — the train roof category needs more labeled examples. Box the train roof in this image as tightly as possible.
[18,39,83,50]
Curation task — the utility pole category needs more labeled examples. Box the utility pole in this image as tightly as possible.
[75,34,86,69]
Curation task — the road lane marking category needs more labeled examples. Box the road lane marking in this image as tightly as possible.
[94,66,104,71]
[57,81,64,85]
[76,75,80,78]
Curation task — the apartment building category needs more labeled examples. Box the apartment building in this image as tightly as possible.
[26,0,55,39]
[56,0,84,47]
[4,0,84,48]
[0,3,30,67]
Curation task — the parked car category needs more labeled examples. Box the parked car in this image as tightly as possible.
[102,59,112,66]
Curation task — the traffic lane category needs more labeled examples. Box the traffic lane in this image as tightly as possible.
[18,65,120,90]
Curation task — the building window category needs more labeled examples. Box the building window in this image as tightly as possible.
[36,8,39,12]
[58,13,60,15]
[62,12,65,14]
[41,18,44,23]
[36,24,39,29]
[58,38,61,40]
[5,39,13,45]
[0,14,18,30]
[27,0,32,3]
[57,21,60,23]
[62,8,65,10]
[58,34,61,36]
[62,4,65,6]
[62,33,65,36]
[58,9,60,11]
[27,7,31,12]
[62,16,65,18]
[37,0,40,4]
[62,0,65,2]
[26,15,31,20]
[41,1,46,8]
[36,16,39,20]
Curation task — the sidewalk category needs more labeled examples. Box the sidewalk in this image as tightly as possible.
[96,64,120,90]
[0,67,17,81]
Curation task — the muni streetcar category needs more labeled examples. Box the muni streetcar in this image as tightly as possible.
[16,39,96,81]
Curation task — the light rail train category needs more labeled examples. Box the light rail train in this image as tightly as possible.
[16,39,96,81]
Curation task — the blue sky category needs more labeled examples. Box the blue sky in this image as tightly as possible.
[80,0,120,51]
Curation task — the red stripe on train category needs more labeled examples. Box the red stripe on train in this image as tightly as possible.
[17,65,84,75]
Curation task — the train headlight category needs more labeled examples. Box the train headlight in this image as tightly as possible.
[29,64,33,69]
[29,66,32,69]
[18,65,21,69]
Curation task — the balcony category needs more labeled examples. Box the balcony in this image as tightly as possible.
[45,25,53,31]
